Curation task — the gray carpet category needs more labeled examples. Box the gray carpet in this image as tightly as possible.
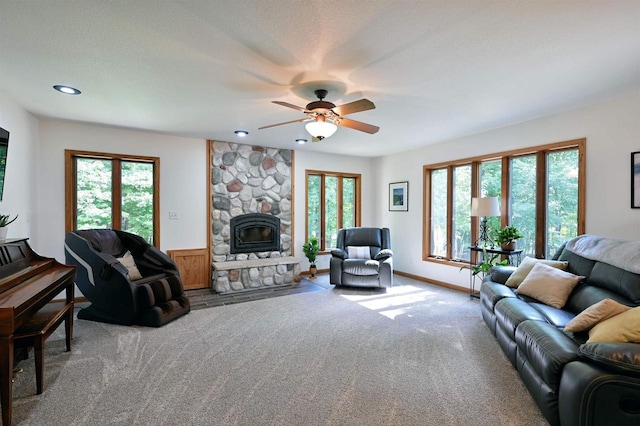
[11,275,547,425]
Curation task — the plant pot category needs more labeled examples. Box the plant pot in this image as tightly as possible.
[309,265,317,279]
[501,241,516,251]
[0,227,7,240]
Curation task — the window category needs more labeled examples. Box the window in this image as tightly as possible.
[65,150,160,245]
[424,139,585,263]
[306,170,361,251]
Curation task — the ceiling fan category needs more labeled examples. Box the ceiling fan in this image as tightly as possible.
[259,89,379,141]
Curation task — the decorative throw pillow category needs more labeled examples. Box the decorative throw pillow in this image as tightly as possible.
[348,246,371,259]
[515,262,584,309]
[564,299,632,332]
[588,306,640,343]
[117,250,143,280]
[505,256,569,288]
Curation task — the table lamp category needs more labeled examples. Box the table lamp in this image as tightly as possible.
[471,197,500,247]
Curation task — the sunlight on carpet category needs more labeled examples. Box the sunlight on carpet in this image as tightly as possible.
[340,284,441,319]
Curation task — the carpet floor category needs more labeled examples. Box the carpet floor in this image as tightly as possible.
[10,275,547,425]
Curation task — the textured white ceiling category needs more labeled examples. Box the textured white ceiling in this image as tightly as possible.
[0,1,638,157]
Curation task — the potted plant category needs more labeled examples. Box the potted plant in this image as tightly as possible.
[302,236,320,278]
[0,214,18,240]
[460,247,509,277]
[494,225,523,251]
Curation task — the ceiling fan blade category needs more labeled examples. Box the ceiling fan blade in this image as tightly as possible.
[258,117,309,130]
[337,117,380,134]
[332,99,375,116]
[272,101,307,113]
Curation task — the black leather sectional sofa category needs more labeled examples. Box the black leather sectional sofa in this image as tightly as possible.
[480,235,640,426]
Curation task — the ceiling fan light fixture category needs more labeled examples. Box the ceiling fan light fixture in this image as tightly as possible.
[305,120,337,140]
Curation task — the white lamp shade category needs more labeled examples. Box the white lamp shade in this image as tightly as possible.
[471,197,500,217]
[305,121,337,139]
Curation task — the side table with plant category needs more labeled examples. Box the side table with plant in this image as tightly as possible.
[302,236,320,278]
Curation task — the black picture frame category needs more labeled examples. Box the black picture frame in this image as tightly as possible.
[389,181,409,211]
[633,151,640,209]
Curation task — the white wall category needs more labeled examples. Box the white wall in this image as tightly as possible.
[374,89,640,291]
[37,120,208,261]
[293,151,375,271]
[0,92,39,240]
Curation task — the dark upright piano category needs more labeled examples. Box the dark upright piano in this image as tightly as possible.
[0,238,75,425]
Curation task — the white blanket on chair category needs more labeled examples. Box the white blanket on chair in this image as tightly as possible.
[565,234,640,274]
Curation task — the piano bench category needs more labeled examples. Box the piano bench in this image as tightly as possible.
[13,301,74,394]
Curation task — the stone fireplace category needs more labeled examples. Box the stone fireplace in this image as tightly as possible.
[210,141,300,293]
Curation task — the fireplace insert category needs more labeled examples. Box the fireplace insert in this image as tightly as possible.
[230,213,280,254]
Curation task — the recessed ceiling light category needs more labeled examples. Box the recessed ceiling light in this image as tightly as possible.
[53,85,81,95]
[295,138,308,144]
[234,130,249,137]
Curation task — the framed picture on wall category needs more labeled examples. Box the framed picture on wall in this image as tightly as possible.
[633,151,640,209]
[389,181,409,211]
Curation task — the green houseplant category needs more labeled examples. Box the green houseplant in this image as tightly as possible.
[0,214,18,240]
[0,214,18,227]
[494,225,523,251]
[302,236,320,278]
[460,247,508,277]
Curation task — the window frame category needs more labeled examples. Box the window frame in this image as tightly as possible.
[305,169,362,252]
[422,139,585,265]
[65,149,161,247]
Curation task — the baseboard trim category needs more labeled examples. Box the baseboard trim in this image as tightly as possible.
[394,270,468,294]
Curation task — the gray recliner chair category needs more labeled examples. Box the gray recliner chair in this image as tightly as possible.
[330,227,393,288]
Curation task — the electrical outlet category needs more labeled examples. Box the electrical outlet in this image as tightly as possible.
[169,211,179,220]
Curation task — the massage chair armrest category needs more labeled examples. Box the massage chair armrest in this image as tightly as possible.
[579,342,640,377]
[135,245,179,275]
[331,248,348,259]
[489,265,517,285]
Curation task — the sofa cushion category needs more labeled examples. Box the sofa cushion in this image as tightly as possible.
[588,306,640,343]
[558,249,596,277]
[495,298,548,341]
[589,262,640,304]
[515,263,584,309]
[529,302,576,329]
[564,298,632,332]
[516,320,580,390]
[505,257,569,288]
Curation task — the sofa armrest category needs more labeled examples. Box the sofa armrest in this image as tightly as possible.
[559,360,640,426]
[489,265,517,285]
[331,248,347,259]
[579,342,640,377]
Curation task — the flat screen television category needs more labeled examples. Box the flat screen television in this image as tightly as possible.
[0,127,9,201]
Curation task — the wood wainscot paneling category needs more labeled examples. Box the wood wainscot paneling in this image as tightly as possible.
[167,248,209,290]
